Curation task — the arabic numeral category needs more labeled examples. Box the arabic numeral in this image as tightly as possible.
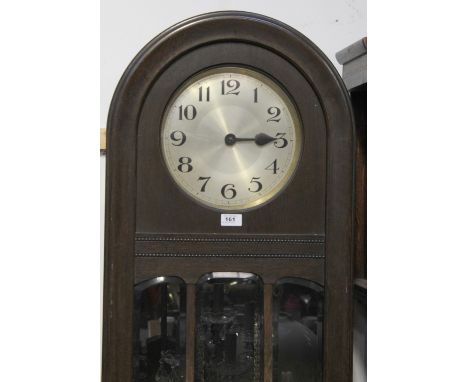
[265,159,279,174]
[178,105,197,120]
[274,133,288,148]
[221,79,240,95]
[197,176,211,192]
[267,107,281,122]
[221,184,237,199]
[177,157,193,173]
[248,177,263,193]
[170,130,186,146]
[198,86,210,102]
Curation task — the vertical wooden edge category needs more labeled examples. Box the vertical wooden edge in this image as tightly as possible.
[101,256,110,382]
[351,88,367,280]
[322,95,355,381]
[323,251,354,382]
[186,284,196,382]
[264,284,273,382]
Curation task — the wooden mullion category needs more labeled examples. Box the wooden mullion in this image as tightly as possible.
[186,284,196,381]
[264,284,273,382]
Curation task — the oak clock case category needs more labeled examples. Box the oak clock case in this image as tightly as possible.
[103,11,354,382]
[138,40,325,235]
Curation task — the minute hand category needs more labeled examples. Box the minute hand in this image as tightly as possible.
[224,133,277,146]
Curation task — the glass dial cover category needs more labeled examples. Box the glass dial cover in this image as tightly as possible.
[161,67,302,211]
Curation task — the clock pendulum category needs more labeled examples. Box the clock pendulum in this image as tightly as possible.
[103,11,355,382]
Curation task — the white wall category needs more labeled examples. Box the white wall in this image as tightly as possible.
[101,0,366,129]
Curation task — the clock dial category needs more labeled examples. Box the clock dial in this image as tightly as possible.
[161,67,302,211]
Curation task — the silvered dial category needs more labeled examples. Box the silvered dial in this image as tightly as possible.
[161,67,302,211]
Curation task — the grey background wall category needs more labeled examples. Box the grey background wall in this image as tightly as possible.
[101,0,367,130]
[100,1,366,380]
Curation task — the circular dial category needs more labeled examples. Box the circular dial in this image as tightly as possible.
[161,67,302,211]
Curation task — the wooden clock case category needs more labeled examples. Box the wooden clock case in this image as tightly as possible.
[102,11,355,382]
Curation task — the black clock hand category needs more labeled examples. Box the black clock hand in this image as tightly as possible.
[225,133,277,146]
[255,133,278,146]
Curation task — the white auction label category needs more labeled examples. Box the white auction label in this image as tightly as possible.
[221,214,242,227]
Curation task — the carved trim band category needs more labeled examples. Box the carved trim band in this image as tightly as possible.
[135,253,325,259]
[135,235,325,244]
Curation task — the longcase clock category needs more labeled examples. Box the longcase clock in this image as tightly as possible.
[103,11,355,382]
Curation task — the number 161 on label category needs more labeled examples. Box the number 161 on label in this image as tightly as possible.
[221,214,242,226]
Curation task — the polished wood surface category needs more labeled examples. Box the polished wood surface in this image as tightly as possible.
[136,42,326,236]
[352,85,367,279]
[185,284,196,382]
[263,285,273,382]
[135,233,325,258]
[103,11,354,382]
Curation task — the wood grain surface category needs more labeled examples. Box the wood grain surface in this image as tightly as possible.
[102,11,354,382]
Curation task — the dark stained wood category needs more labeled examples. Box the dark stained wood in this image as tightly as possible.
[264,284,273,382]
[137,42,326,235]
[352,84,367,280]
[101,76,137,382]
[186,284,196,382]
[103,11,355,382]
[135,234,324,258]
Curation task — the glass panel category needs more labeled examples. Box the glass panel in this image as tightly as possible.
[273,278,324,382]
[133,277,186,382]
[195,272,263,382]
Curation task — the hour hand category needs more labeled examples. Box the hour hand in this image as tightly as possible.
[254,133,277,146]
[225,133,277,146]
